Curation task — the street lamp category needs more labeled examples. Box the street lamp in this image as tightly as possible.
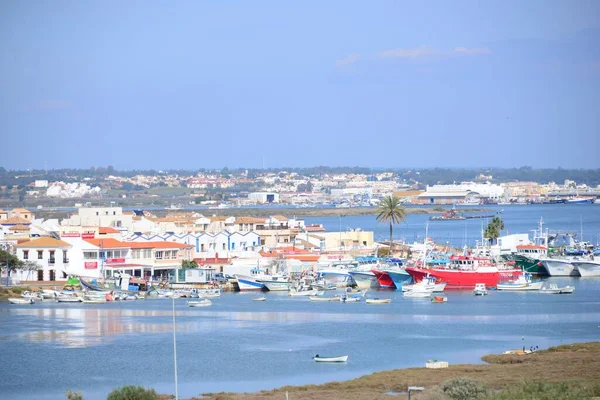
[408,386,424,400]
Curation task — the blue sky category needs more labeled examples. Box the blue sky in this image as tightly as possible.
[1,1,599,170]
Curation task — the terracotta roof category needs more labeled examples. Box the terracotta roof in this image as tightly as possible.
[516,245,547,250]
[128,241,192,249]
[99,227,120,234]
[17,237,72,248]
[84,238,131,248]
[9,224,30,231]
[0,217,31,225]
[0,209,6,213]
[235,216,264,224]
[270,215,288,221]
[209,216,229,222]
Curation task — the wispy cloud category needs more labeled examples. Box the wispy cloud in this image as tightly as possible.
[378,45,492,60]
[335,53,360,68]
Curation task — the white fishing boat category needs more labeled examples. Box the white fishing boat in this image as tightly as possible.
[571,260,600,277]
[313,354,348,362]
[497,273,543,291]
[558,285,575,294]
[21,291,42,300]
[473,283,488,296]
[365,298,392,304]
[82,298,107,304]
[188,299,212,307]
[258,275,292,292]
[539,258,579,276]
[348,270,380,289]
[56,294,82,303]
[234,274,265,291]
[539,284,562,294]
[8,297,35,304]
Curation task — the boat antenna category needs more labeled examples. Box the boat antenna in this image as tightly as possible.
[172,297,179,400]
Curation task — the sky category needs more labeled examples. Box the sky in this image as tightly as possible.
[1,1,599,171]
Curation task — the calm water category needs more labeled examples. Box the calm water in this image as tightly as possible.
[304,204,600,248]
[1,278,600,399]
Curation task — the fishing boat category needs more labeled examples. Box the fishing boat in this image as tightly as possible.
[55,293,83,303]
[429,208,466,221]
[188,299,212,307]
[8,297,35,304]
[497,273,543,291]
[313,354,348,362]
[82,298,107,304]
[539,258,579,277]
[402,276,446,293]
[234,274,265,291]
[571,260,600,277]
[289,288,323,297]
[506,245,549,276]
[252,296,266,301]
[539,284,562,294]
[473,283,488,296]
[348,270,380,289]
[558,285,575,294]
[365,298,392,304]
[431,295,447,303]
[259,277,292,292]
[371,269,396,289]
[406,255,522,289]
[386,269,413,290]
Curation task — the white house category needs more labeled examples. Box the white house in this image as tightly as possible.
[15,237,73,282]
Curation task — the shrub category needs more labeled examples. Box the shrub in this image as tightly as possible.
[11,287,23,295]
[66,390,83,400]
[442,377,488,400]
[488,380,600,400]
[107,385,159,400]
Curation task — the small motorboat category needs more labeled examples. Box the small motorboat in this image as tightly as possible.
[431,295,447,303]
[539,284,562,294]
[313,354,348,362]
[558,286,575,294]
[188,299,212,307]
[8,297,35,305]
[365,298,392,304]
[309,296,340,302]
[473,283,488,296]
[82,298,107,304]
[252,296,267,302]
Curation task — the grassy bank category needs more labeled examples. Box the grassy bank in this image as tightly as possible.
[171,342,600,400]
[0,286,33,300]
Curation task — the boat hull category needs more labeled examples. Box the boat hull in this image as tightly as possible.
[540,259,579,277]
[234,275,265,291]
[371,270,396,289]
[386,270,413,290]
[406,267,522,289]
[349,271,380,289]
[571,261,600,277]
[260,281,292,291]
[509,255,548,276]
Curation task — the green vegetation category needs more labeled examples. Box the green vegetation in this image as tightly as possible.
[181,260,199,269]
[66,389,84,400]
[484,217,505,244]
[106,385,159,400]
[376,195,407,252]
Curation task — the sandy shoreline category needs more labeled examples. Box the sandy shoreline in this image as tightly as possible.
[159,342,600,399]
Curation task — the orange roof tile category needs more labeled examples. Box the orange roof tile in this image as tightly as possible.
[0,217,30,225]
[84,238,131,248]
[9,224,30,231]
[235,216,265,224]
[17,237,72,248]
[270,215,288,221]
[11,208,32,213]
[99,227,120,234]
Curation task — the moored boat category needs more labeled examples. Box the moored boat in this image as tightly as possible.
[431,295,447,303]
[313,354,348,362]
[365,298,391,304]
[252,296,266,301]
[234,274,265,291]
[497,273,543,291]
[348,270,380,289]
[406,255,522,289]
[8,297,35,304]
[309,295,340,302]
[571,260,600,277]
[403,290,432,298]
[473,283,488,296]
[539,258,579,277]
[371,269,396,289]
[188,299,212,307]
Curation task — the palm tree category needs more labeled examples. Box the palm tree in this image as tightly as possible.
[376,195,407,254]
[484,217,505,245]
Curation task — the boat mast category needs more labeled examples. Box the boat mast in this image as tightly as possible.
[422,223,429,268]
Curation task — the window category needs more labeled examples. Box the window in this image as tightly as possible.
[96,212,99,216]
[200,244,205,252]
[23,250,29,260]
[37,270,44,281]
[113,211,116,215]
[37,250,43,260]
[222,243,226,250]
[156,251,163,260]
[83,251,97,260]
[143,249,151,258]
[49,270,56,281]
[231,243,235,250]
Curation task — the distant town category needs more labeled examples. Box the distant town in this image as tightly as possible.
[0,166,599,210]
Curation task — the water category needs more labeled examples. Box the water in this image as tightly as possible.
[1,278,600,399]
[304,204,600,248]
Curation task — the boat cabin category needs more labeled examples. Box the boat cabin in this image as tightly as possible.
[516,245,547,259]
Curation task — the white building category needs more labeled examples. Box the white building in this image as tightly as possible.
[247,192,280,203]
[61,207,134,230]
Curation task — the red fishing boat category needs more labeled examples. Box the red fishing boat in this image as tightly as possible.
[405,255,522,289]
[371,270,396,289]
